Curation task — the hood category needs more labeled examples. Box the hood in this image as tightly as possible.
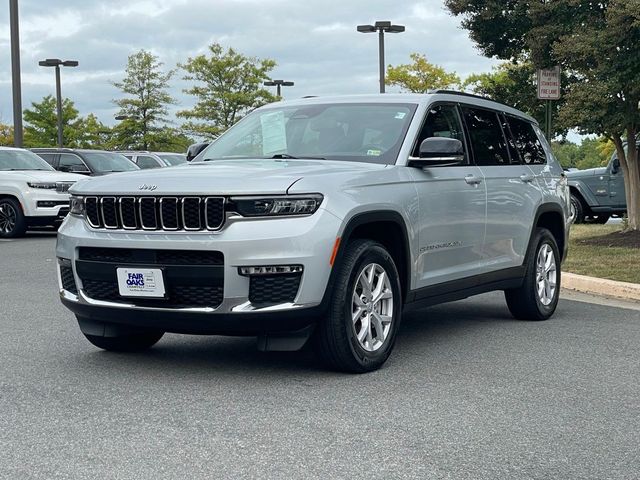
[71,159,386,195]
[566,166,607,178]
[3,170,87,183]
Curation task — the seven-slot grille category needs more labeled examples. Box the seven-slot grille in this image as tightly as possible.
[84,196,225,231]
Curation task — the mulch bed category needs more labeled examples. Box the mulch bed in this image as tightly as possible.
[577,229,640,248]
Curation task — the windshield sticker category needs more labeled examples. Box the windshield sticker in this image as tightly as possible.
[260,111,288,155]
[395,112,407,119]
[366,149,382,156]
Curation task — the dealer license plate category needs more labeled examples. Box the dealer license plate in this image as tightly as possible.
[116,268,166,298]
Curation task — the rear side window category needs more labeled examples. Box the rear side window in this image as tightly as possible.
[136,155,161,169]
[462,107,510,166]
[507,116,547,165]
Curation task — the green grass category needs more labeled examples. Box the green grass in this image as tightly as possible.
[563,224,640,284]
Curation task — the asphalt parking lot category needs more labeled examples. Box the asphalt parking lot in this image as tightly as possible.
[2,234,639,479]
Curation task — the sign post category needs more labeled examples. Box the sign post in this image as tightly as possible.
[537,66,561,139]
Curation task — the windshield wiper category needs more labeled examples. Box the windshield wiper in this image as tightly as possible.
[270,154,326,160]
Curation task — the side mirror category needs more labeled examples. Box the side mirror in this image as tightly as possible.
[186,142,210,161]
[408,137,464,167]
[611,158,620,175]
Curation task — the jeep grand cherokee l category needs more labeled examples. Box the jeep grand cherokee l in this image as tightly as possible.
[56,91,570,372]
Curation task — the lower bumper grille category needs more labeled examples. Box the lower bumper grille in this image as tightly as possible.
[249,274,301,305]
[60,265,78,295]
[76,247,224,309]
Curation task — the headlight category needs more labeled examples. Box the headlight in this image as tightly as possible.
[27,182,57,189]
[231,194,323,217]
[69,196,85,216]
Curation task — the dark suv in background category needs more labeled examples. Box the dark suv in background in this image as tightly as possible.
[32,149,139,176]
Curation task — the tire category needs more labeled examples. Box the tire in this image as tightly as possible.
[314,239,402,373]
[569,194,585,224]
[83,329,164,352]
[0,198,27,238]
[505,228,560,321]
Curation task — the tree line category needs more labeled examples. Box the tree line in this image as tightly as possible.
[0,44,278,152]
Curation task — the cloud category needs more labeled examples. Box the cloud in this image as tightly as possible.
[0,0,498,127]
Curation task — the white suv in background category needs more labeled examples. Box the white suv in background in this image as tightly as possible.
[118,151,187,169]
[0,147,86,238]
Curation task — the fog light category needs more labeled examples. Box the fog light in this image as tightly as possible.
[238,265,303,276]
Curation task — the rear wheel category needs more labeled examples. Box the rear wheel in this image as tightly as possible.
[0,198,26,238]
[314,239,402,373]
[569,194,585,224]
[505,228,560,321]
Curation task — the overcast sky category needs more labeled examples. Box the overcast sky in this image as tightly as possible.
[0,0,499,127]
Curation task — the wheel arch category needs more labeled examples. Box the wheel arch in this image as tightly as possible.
[530,203,566,262]
[327,211,413,304]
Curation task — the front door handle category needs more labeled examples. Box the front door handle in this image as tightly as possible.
[519,173,535,183]
[464,174,482,185]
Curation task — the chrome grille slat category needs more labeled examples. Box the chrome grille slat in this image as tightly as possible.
[85,196,225,232]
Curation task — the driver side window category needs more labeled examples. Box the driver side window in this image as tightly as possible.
[412,104,466,163]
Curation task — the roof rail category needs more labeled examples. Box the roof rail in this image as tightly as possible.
[428,89,516,109]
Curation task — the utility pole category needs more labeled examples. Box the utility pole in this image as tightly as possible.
[10,0,24,147]
[357,21,405,94]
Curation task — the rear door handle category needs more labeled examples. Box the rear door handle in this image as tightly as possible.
[519,173,535,183]
[464,175,482,185]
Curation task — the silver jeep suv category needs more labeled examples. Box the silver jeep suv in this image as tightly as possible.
[57,92,570,372]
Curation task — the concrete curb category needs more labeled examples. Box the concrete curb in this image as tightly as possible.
[562,272,640,302]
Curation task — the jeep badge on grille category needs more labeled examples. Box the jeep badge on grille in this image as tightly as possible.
[139,184,157,191]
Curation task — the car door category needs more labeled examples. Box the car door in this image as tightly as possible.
[608,156,626,208]
[462,107,543,271]
[408,103,487,288]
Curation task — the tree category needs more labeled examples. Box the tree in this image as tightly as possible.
[386,53,460,93]
[0,124,13,146]
[112,50,176,150]
[445,1,640,230]
[23,95,83,147]
[76,114,112,149]
[464,61,569,138]
[178,43,277,140]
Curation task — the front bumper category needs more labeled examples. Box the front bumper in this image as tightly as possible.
[56,209,341,334]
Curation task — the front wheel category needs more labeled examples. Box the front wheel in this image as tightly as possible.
[0,198,26,238]
[569,194,585,224]
[505,228,560,321]
[314,239,402,373]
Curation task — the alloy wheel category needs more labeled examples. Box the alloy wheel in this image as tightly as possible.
[0,203,17,235]
[351,263,394,352]
[535,243,557,306]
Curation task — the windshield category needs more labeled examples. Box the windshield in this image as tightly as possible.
[0,150,55,171]
[157,154,187,166]
[197,103,417,165]
[82,152,139,172]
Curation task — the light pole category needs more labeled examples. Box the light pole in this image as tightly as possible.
[38,58,79,148]
[10,0,23,147]
[264,80,294,97]
[357,21,405,93]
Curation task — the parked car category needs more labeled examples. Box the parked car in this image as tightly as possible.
[0,147,86,238]
[57,92,570,372]
[31,148,139,176]
[186,142,209,161]
[118,151,187,169]
[566,146,635,223]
